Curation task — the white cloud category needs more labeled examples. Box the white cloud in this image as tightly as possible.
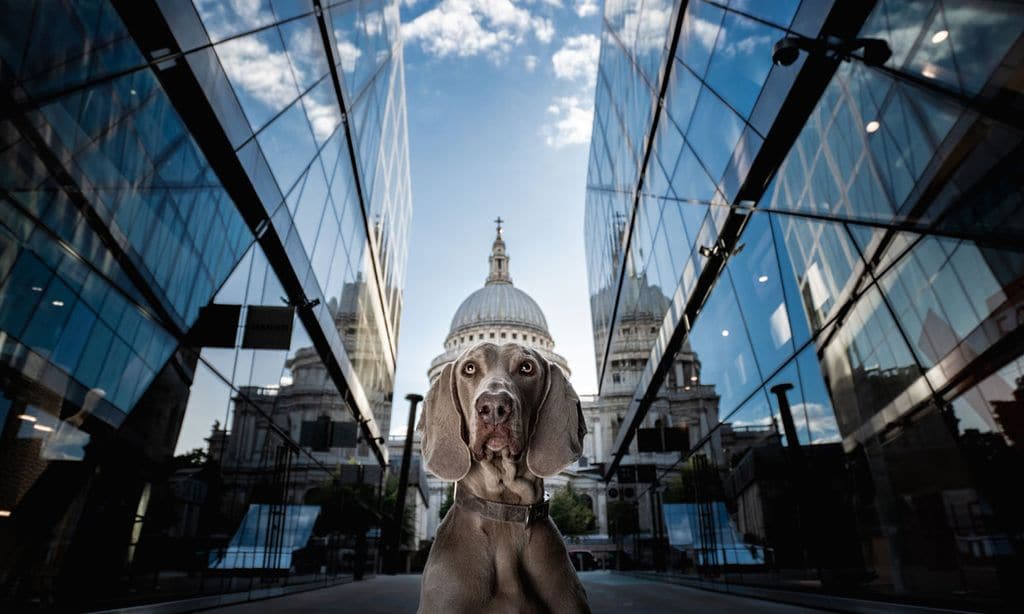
[195,0,275,41]
[615,0,672,53]
[551,33,600,87]
[534,17,556,44]
[543,96,593,147]
[361,11,385,37]
[543,33,599,148]
[216,36,298,114]
[302,94,342,142]
[524,54,539,72]
[573,0,600,18]
[401,0,557,62]
[687,16,721,52]
[212,21,340,142]
[335,38,363,74]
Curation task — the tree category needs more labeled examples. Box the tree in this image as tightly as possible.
[305,478,378,537]
[549,484,595,536]
[438,483,454,521]
[662,459,724,504]
[607,500,639,570]
[607,500,638,538]
[382,474,416,548]
[173,447,208,468]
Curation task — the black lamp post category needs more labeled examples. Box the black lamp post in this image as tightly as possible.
[384,393,423,574]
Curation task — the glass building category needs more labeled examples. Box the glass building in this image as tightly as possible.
[585,0,1023,608]
[0,0,411,609]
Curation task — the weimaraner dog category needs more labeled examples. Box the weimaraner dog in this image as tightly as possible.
[417,342,590,613]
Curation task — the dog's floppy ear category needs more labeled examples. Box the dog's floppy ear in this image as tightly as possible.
[419,362,471,481]
[526,361,586,478]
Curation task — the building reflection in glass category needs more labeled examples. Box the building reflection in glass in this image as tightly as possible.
[0,0,411,609]
[583,0,1024,608]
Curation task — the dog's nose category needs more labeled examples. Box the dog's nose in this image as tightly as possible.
[476,391,514,425]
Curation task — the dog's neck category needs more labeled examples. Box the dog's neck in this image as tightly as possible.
[458,449,543,505]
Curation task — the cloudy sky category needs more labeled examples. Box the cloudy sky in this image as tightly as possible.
[389,0,604,435]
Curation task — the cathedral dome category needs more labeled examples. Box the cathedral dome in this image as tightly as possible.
[449,284,549,337]
[429,220,569,380]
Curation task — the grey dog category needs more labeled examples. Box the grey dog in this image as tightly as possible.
[417,343,590,613]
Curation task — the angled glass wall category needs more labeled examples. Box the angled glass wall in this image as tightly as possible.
[585,0,1023,608]
[0,0,411,609]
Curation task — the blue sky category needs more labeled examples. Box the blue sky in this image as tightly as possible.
[389,0,604,435]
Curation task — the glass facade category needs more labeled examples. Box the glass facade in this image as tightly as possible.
[0,0,410,609]
[586,0,1023,608]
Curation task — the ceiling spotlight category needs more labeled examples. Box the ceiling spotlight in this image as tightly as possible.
[33,424,54,433]
[684,386,691,391]
[721,329,730,337]
[865,120,880,133]
[931,30,948,44]
[31,286,43,292]
[758,275,769,283]
[0,510,11,518]
[17,414,37,422]
[690,375,698,382]
[51,300,64,307]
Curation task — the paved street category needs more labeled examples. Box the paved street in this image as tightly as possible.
[214,571,824,613]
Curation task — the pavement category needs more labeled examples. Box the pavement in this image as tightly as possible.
[212,571,825,613]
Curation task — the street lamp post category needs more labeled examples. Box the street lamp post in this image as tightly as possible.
[384,393,423,574]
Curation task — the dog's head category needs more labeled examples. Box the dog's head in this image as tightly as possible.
[418,343,585,481]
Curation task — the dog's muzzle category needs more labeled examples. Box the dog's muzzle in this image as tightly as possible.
[476,391,514,426]
[472,389,522,459]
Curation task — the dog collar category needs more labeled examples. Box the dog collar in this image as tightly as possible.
[455,485,549,526]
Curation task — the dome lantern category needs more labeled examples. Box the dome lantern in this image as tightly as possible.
[487,216,511,285]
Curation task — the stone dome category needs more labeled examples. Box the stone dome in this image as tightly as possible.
[449,284,549,337]
[429,220,569,380]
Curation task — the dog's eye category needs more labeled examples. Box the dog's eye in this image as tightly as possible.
[463,362,476,376]
[519,361,535,375]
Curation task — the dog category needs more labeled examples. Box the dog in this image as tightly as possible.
[417,342,590,613]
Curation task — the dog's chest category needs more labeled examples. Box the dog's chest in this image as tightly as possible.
[466,457,541,503]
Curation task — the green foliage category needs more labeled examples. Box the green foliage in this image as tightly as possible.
[549,484,595,536]
[173,447,208,468]
[662,470,690,503]
[305,478,378,536]
[607,500,638,538]
[439,483,454,520]
[663,458,724,503]
[382,474,416,547]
